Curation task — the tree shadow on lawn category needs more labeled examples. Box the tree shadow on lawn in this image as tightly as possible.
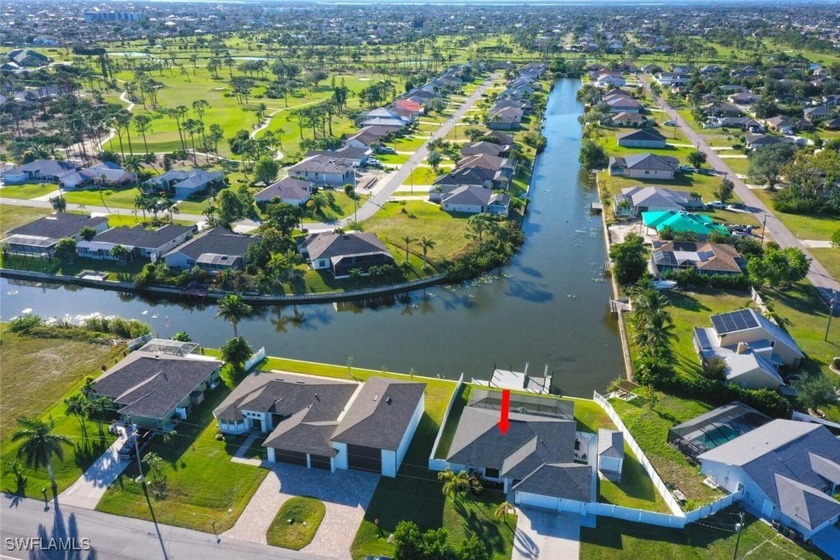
[453,492,509,554]
[665,290,712,313]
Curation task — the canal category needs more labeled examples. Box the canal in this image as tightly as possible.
[0,79,623,397]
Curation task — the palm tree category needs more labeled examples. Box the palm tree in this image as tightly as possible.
[86,396,112,438]
[437,469,470,500]
[81,377,97,399]
[417,237,436,268]
[11,416,72,493]
[466,213,494,252]
[135,193,150,221]
[215,294,253,337]
[50,195,67,213]
[400,235,416,264]
[494,501,513,522]
[64,395,89,439]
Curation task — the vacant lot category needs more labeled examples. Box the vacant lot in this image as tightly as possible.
[0,204,51,232]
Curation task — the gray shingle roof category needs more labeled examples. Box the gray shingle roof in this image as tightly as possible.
[331,377,425,450]
[288,155,355,174]
[301,232,390,262]
[93,224,195,249]
[618,128,666,142]
[511,463,595,502]
[598,429,624,459]
[446,407,576,475]
[213,371,358,423]
[255,177,312,203]
[4,213,108,239]
[164,227,257,261]
[699,420,840,531]
[94,353,221,421]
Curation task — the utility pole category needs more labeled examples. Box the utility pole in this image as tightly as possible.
[760,214,768,246]
[825,290,836,342]
[127,419,145,487]
[732,510,745,560]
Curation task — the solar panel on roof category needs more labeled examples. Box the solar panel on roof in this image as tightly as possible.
[712,309,758,334]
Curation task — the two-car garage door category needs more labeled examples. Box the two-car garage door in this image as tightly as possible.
[347,444,381,473]
[274,450,332,470]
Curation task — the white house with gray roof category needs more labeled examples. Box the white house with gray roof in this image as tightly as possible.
[255,177,313,207]
[145,168,225,200]
[214,373,425,477]
[438,390,596,511]
[1,213,109,258]
[693,308,803,389]
[286,155,356,187]
[699,420,840,540]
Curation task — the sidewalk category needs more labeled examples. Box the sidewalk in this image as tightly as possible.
[59,427,130,509]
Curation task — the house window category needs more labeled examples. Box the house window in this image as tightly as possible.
[485,468,500,479]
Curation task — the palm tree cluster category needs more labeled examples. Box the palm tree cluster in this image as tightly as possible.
[630,287,678,386]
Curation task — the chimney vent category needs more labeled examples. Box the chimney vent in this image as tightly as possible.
[736,342,749,354]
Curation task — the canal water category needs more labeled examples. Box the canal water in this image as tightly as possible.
[0,79,623,396]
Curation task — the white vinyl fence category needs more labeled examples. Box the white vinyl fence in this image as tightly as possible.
[428,373,465,472]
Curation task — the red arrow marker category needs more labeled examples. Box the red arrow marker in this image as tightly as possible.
[498,389,511,435]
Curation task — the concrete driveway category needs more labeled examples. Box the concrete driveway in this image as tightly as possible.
[59,427,130,509]
[223,463,379,559]
[512,508,581,560]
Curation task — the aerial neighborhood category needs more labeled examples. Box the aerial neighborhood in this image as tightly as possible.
[2,2,840,560]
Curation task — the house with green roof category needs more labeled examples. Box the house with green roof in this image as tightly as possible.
[642,211,729,238]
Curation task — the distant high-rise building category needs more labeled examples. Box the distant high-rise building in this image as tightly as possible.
[83,12,144,23]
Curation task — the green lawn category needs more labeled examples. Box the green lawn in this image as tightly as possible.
[580,507,826,560]
[266,496,326,550]
[0,183,60,200]
[809,248,840,281]
[0,326,127,494]
[0,253,146,281]
[302,192,368,224]
[405,166,442,186]
[753,189,839,241]
[0,204,50,232]
[758,283,840,422]
[96,381,268,533]
[365,200,472,263]
[63,186,142,210]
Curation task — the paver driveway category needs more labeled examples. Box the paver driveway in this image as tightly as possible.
[223,462,380,559]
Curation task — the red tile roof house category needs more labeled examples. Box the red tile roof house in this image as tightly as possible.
[394,99,424,117]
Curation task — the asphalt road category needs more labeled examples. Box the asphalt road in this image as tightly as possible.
[306,73,499,231]
[0,495,329,560]
[644,77,840,312]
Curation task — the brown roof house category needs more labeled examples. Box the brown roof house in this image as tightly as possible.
[651,240,746,276]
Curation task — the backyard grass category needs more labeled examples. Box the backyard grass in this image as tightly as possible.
[266,496,326,550]
[96,382,268,532]
[0,325,127,496]
[302,192,369,224]
[580,507,826,560]
[0,253,146,281]
[0,183,61,200]
[610,397,721,506]
[752,189,839,241]
[0,204,50,232]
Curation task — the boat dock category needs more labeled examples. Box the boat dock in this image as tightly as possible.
[471,362,552,394]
